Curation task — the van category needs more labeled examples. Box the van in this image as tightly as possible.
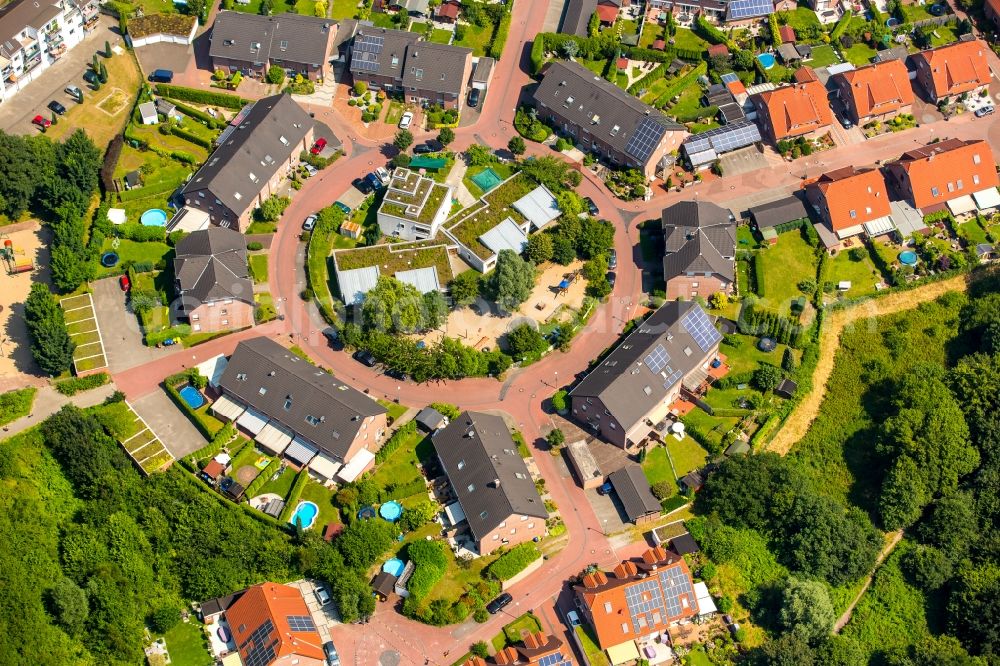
[149,69,174,83]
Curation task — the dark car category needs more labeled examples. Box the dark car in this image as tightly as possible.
[353,349,377,367]
[365,173,383,191]
[839,116,853,129]
[334,201,352,215]
[321,327,342,348]
[584,197,599,216]
[486,592,513,614]
[606,271,616,289]
[608,248,617,270]
[414,140,443,154]
[385,367,407,381]
[468,87,481,108]
[47,100,66,115]
[323,641,341,666]
[149,69,174,83]
[353,177,373,194]
[83,69,99,85]
[597,481,613,495]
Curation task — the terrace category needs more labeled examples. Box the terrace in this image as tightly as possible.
[444,173,536,260]
[380,171,450,225]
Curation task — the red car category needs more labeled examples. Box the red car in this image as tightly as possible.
[32,115,51,130]
[310,137,327,155]
[119,275,131,291]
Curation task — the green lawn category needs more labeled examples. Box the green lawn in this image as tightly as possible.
[246,222,277,234]
[683,407,740,450]
[329,0,358,18]
[899,2,932,22]
[827,247,884,298]
[0,387,36,427]
[162,620,212,666]
[807,44,841,68]
[377,399,408,422]
[777,7,822,36]
[667,435,709,477]
[639,21,665,48]
[370,11,397,28]
[843,41,878,66]
[575,626,610,666]
[95,239,172,277]
[667,80,706,120]
[384,101,405,125]
[408,20,428,32]
[428,28,453,44]
[300,479,342,529]
[754,230,819,314]
[930,23,960,47]
[719,333,792,376]
[578,58,608,77]
[368,429,430,503]
[463,163,515,199]
[642,444,676,494]
[956,218,990,245]
[687,646,714,666]
[502,612,542,644]
[672,27,708,52]
[249,254,268,283]
[454,22,493,56]
[253,464,297,499]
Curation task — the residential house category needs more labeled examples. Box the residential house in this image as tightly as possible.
[173,227,255,333]
[176,94,314,232]
[661,200,736,300]
[561,0,598,36]
[209,11,338,81]
[913,39,990,103]
[802,0,844,23]
[436,0,460,22]
[806,166,892,240]
[885,138,1000,214]
[596,0,619,25]
[609,464,661,525]
[206,582,326,666]
[462,632,571,666]
[349,27,473,110]
[0,0,95,105]
[725,0,775,22]
[574,547,699,650]
[376,168,453,240]
[648,0,726,22]
[750,70,832,143]
[432,411,547,556]
[831,59,914,125]
[568,301,723,448]
[986,0,1000,30]
[531,60,688,180]
[214,337,388,483]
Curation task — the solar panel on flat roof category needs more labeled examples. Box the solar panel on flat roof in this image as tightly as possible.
[682,307,722,352]
[644,344,670,374]
[720,72,739,84]
[683,120,761,157]
[625,116,668,162]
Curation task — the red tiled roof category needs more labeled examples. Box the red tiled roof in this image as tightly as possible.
[202,459,225,479]
[652,39,666,51]
[807,167,891,232]
[726,79,746,97]
[707,43,729,57]
[596,4,619,22]
[834,59,914,121]
[616,56,629,69]
[753,78,832,141]
[914,39,991,99]
[779,25,795,43]
[888,138,1000,210]
[793,65,819,83]
[436,2,459,19]
[225,583,325,664]
[323,522,344,541]
[988,0,1000,18]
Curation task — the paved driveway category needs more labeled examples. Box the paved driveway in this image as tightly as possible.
[133,41,194,79]
[91,277,174,373]
[131,390,207,458]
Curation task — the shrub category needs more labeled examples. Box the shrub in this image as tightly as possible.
[429,402,460,419]
[154,84,249,109]
[278,470,309,523]
[55,373,110,396]
[375,420,418,463]
[0,387,37,427]
[247,241,264,251]
[651,480,674,500]
[406,540,448,600]
[551,389,568,412]
[485,543,540,581]
[266,65,285,85]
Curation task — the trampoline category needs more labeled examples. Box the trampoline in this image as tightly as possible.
[886,17,899,26]
[758,337,777,352]
[358,506,376,520]
[100,252,119,268]
[380,500,403,522]
[140,208,168,226]
[383,558,405,577]
[471,168,502,193]
[899,250,918,266]
[757,53,776,70]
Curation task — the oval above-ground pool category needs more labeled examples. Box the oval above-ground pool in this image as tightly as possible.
[383,558,405,577]
[100,252,119,268]
[140,208,168,227]
[379,500,403,522]
[757,53,776,70]
[289,501,319,529]
[178,385,205,409]
[899,250,918,266]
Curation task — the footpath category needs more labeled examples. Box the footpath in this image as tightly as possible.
[1,383,118,440]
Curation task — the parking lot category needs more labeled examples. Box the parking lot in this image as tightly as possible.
[91,277,174,374]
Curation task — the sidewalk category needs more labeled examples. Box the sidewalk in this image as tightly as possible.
[1,383,118,440]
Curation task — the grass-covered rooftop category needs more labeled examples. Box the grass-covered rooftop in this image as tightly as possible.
[332,239,454,284]
[444,173,536,259]
[380,169,451,226]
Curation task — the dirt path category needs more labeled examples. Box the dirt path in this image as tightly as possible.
[766,275,970,455]
[834,530,905,632]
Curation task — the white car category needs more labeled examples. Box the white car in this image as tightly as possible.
[303,214,317,231]
[304,164,318,177]
[375,166,391,184]
[315,586,331,606]
[398,111,413,129]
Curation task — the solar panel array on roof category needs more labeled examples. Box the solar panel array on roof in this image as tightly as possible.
[538,653,572,666]
[682,307,722,352]
[663,368,683,389]
[720,72,740,84]
[624,578,668,633]
[727,0,773,19]
[286,615,316,632]
[352,34,384,73]
[659,564,694,617]
[644,344,670,374]
[240,618,277,666]
[625,116,668,162]
[683,120,761,156]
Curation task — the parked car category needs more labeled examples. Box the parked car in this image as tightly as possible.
[31,115,51,130]
[353,349,377,367]
[365,173,382,191]
[413,141,441,154]
[149,69,173,83]
[375,166,391,184]
[64,85,82,101]
[584,197,599,216]
[334,201,352,215]
[486,592,513,614]
[398,111,413,129]
[119,275,131,291]
[467,87,481,108]
[606,271,616,289]
[302,214,317,231]
[976,105,995,118]
[82,69,98,85]
[608,248,617,270]
[323,641,341,666]
[311,137,328,155]
[304,164,318,177]
[597,481,613,495]
[565,610,581,627]
[385,367,407,381]
[353,177,373,195]
[315,586,331,606]
[47,100,66,115]
[322,327,343,350]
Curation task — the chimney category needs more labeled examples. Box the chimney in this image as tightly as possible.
[492,478,501,487]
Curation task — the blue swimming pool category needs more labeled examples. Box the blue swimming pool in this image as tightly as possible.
[757,53,776,70]
[141,208,168,227]
[383,558,405,577]
[380,500,402,522]
[899,250,918,266]
[290,501,319,529]
[179,385,205,409]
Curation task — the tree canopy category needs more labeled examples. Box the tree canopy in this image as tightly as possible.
[490,250,535,313]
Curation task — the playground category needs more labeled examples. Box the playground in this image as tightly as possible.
[0,224,48,385]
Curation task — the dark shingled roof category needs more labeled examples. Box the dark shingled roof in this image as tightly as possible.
[349,26,419,79]
[200,590,244,618]
[569,301,721,432]
[561,0,598,36]
[748,194,810,229]
[209,11,335,68]
[609,464,661,522]
[669,532,700,555]
[371,571,397,597]
[218,337,385,462]
[415,406,447,432]
[432,412,547,542]
[401,41,472,95]
[181,94,313,218]
[174,227,253,306]
[661,200,736,282]
[532,60,685,164]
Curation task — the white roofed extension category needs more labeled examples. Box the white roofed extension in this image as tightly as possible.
[512,184,562,230]
[337,448,375,483]
[211,393,247,421]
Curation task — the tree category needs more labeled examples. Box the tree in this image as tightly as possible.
[449,270,483,306]
[709,292,729,310]
[259,0,272,13]
[561,40,579,58]
[437,127,455,146]
[23,283,75,375]
[733,49,755,71]
[399,500,438,532]
[490,250,534,313]
[48,578,88,636]
[879,456,929,529]
[781,347,795,372]
[752,363,783,392]
[748,634,815,666]
[778,578,836,645]
[390,152,412,169]
[784,494,882,586]
[552,235,576,265]
[98,62,108,84]
[555,190,584,218]
[148,606,181,633]
[546,428,565,448]
[525,233,553,264]
[258,194,290,222]
[393,129,414,151]
[508,136,525,155]
[917,491,978,562]
[423,291,448,330]
[353,80,368,96]
[129,290,160,315]
[337,519,396,569]
[848,247,866,261]
[948,568,1000,656]
[577,218,614,259]
[186,0,205,16]
[471,641,490,658]
[265,65,284,84]
[363,276,428,333]
[814,636,865,666]
[465,144,495,166]
[506,323,545,358]
[901,544,952,591]
[104,40,111,57]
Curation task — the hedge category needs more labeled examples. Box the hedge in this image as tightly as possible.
[530,37,546,75]
[245,458,281,498]
[153,84,249,110]
[489,12,512,59]
[184,422,236,466]
[660,62,707,105]
[752,254,766,298]
[627,62,667,94]
[772,218,807,235]
[486,543,541,581]
[695,15,731,48]
[0,387,36,427]
[406,540,449,599]
[169,125,212,149]
[113,222,168,242]
[375,420,419,464]
[147,324,191,346]
[750,414,780,449]
[829,11,853,42]
[164,98,227,129]
[55,372,110,396]
[118,179,179,202]
[278,469,309,523]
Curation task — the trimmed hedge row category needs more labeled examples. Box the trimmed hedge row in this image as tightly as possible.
[660,62,707,105]
[489,12,512,59]
[245,458,281,498]
[375,420,419,464]
[278,469,309,524]
[118,178,181,202]
[55,372,110,396]
[185,422,236,466]
[752,254,766,298]
[154,84,249,110]
[164,98,227,129]
[829,10,853,41]
[486,542,540,581]
[406,539,449,599]
[163,370,222,439]
[169,125,212,149]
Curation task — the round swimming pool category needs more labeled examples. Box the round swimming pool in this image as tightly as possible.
[140,208,168,227]
[290,501,319,529]
[383,558,405,577]
[757,53,776,70]
[899,250,918,266]
[379,500,403,522]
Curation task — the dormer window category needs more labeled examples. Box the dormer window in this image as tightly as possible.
[249,172,259,183]
[250,41,260,52]
[610,124,620,136]
[279,135,289,146]
[258,387,267,395]
[234,192,242,201]
[414,68,423,80]
[306,415,321,426]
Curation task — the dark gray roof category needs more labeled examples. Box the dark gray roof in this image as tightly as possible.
[209,11,335,67]
[532,61,685,164]
[472,57,495,83]
[609,465,660,522]
[181,94,313,216]
[661,200,736,281]
[748,194,810,229]
[569,302,722,431]
[0,0,61,58]
[218,337,385,462]
[432,412,547,542]
[561,0,598,36]
[401,42,471,95]
[371,571,397,596]
[332,18,359,54]
[415,407,446,432]
[669,532,700,555]
[174,227,253,305]
[200,590,244,617]
[349,26,419,79]
[718,102,745,123]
